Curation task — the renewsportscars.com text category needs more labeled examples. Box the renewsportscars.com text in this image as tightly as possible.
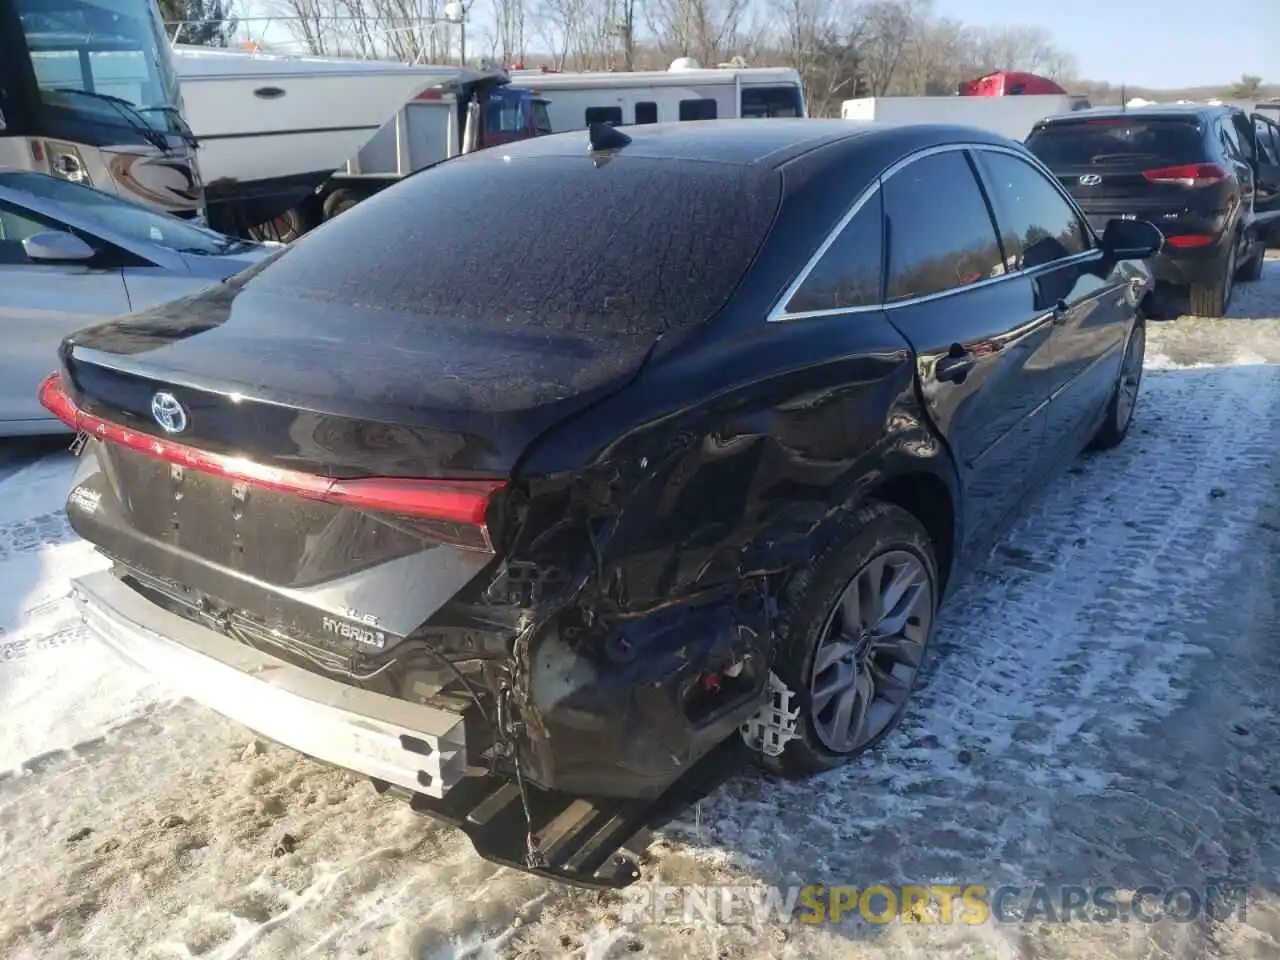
[619,882,1250,926]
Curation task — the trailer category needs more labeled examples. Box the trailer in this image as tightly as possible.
[508,57,806,132]
[840,93,1089,142]
[318,66,550,220]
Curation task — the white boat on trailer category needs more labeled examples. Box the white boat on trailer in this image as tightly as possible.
[171,43,466,237]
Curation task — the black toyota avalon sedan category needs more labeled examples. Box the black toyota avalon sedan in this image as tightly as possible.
[40,117,1160,887]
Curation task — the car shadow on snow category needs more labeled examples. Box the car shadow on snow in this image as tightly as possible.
[639,361,1280,953]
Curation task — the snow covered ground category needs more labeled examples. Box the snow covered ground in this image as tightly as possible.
[1,260,1278,960]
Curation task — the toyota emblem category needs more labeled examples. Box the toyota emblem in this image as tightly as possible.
[151,391,188,434]
[1078,174,1102,186]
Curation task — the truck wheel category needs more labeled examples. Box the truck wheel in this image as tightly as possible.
[248,206,312,244]
[1187,245,1234,317]
[323,189,361,220]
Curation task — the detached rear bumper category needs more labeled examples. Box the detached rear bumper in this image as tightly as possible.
[70,569,468,799]
[69,568,747,889]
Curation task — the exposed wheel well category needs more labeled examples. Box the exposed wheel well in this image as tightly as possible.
[868,472,956,593]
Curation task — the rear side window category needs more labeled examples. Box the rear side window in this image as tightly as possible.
[742,86,804,118]
[635,101,658,124]
[1025,118,1206,167]
[585,106,622,126]
[784,189,883,313]
[1257,119,1280,165]
[1218,118,1247,162]
[679,99,717,121]
[974,150,1091,270]
[247,155,782,343]
[883,151,1005,302]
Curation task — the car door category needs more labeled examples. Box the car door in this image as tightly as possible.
[1251,115,1280,228]
[878,147,1055,553]
[971,148,1133,457]
[0,200,131,429]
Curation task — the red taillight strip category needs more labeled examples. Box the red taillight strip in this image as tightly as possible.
[38,372,504,529]
[1164,234,1215,249]
[1141,163,1228,188]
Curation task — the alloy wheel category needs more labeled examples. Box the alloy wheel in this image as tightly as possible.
[808,549,934,754]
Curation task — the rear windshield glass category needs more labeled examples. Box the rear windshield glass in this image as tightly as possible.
[246,154,781,342]
[1025,118,1205,167]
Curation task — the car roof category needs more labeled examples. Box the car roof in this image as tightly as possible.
[1036,103,1233,125]
[468,117,1022,169]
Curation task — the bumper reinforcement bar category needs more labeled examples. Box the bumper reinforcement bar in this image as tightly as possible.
[71,570,468,799]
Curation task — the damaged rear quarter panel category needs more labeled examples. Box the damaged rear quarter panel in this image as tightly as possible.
[500,311,958,796]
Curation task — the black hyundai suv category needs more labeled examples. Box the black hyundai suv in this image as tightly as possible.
[1026,104,1280,316]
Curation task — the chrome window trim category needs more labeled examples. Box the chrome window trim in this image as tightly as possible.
[767,140,1101,324]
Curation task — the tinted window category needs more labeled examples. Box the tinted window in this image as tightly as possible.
[532,101,552,134]
[635,101,658,124]
[247,155,782,344]
[1229,114,1256,162]
[1258,119,1280,165]
[0,171,232,255]
[0,201,57,264]
[1218,119,1246,162]
[585,106,622,126]
[975,151,1090,270]
[742,86,804,118]
[785,190,882,313]
[679,99,717,121]
[485,93,527,134]
[1025,118,1206,167]
[883,151,1004,302]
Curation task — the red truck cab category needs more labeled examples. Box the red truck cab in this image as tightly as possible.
[959,71,1069,97]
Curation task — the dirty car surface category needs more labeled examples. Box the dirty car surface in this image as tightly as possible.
[43,118,1157,887]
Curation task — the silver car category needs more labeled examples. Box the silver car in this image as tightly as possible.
[0,171,279,437]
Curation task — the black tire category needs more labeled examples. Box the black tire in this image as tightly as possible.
[1237,241,1265,282]
[1089,314,1146,452]
[323,189,361,221]
[247,206,312,244]
[1187,245,1234,317]
[764,500,939,778]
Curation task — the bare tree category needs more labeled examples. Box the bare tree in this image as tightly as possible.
[858,0,926,96]
[645,0,750,66]
[778,0,867,114]
[962,24,1070,78]
[1232,73,1264,99]
[491,0,527,62]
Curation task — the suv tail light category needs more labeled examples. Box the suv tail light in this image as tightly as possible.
[38,373,505,552]
[1141,163,1229,188]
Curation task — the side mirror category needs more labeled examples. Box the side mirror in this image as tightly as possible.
[1101,218,1163,260]
[22,230,96,263]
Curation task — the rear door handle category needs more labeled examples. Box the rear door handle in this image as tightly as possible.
[935,348,978,383]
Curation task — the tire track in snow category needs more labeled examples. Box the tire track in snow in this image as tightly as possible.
[0,511,78,564]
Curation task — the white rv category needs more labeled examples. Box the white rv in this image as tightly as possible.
[509,58,806,132]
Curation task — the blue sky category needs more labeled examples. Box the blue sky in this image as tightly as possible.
[934,0,1276,88]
